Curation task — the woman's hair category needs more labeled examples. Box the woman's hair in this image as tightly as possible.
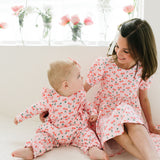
[48,61,76,91]
[108,18,158,80]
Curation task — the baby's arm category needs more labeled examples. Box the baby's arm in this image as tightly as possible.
[15,99,49,124]
[84,99,97,114]
[82,98,98,122]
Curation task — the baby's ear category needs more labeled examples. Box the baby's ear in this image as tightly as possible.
[62,80,69,89]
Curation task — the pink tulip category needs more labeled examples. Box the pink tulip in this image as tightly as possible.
[0,22,7,29]
[60,15,70,26]
[11,5,23,15]
[123,5,135,14]
[84,17,93,25]
[71,15,80,25]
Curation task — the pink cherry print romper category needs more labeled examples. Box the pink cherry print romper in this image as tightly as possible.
[16,88,100,158]
[86,57,160,156]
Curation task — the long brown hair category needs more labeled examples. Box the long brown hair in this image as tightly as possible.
[108,18,158,80]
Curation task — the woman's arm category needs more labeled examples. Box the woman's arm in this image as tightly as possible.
[139,88,160,134]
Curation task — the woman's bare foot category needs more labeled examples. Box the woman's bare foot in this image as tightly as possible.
[88,146,109,160]
[11,147,34,160]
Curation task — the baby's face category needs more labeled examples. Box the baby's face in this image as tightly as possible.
[67,65,83,94]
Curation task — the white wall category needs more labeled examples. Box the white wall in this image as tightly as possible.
[0,46,160,124]
[144,0,160,55]
[0,46,107,118]
[144,0,160,124]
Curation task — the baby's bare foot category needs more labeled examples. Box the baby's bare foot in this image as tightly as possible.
[12,147,34,160]
[88,147,109,160]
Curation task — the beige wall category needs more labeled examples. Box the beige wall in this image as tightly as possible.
[144,0,160,56]
[0,46,160,124]
[0,46,106,118]
[144,0,160,124]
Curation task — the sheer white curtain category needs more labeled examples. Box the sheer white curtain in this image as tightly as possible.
[0,0,144,46]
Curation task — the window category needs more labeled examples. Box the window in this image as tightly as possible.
[0,0,144,46]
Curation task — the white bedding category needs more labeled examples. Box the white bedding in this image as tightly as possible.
[1,115,137,160]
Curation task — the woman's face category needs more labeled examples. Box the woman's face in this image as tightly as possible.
[115,34,136,68]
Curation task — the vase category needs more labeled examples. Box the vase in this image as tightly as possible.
[42,22,52,45]
[98,1,111,42]
[71,28,85,45]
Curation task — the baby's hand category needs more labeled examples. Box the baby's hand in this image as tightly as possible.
[14,118,18,125]
[39,111,49,123]
[89,115,98,123]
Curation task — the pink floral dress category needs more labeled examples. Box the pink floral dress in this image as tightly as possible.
[86,57,160,156]
[16,88,100,158]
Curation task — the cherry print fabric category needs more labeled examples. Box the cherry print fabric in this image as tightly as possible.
[86,57,160,156]
[16,88,100,157]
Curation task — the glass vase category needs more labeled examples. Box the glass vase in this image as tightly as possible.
[42,22,52,45]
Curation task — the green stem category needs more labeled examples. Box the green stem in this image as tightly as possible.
[19,27,24,45]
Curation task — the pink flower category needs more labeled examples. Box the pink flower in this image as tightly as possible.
[60,14,94,41]
[0,22,7,29]
[60,15,70,26]
[11,5,23,15]
[123,5,135,14]
[71,15,80,25]
[84,17,93,25]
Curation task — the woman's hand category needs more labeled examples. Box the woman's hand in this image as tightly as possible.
[39,111,49,123]
[89,115,98,123]
[84,82,92,92]
[149,124,160,135]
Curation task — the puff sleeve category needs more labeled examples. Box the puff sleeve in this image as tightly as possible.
[86,57,106,87]
[139,76,153,90]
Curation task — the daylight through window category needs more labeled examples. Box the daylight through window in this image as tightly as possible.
[0,0,144,46]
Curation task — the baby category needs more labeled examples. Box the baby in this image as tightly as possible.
[11,59,108,160]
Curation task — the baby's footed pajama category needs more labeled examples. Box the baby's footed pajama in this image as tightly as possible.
[25,126,100,158]
[25,132,59,158]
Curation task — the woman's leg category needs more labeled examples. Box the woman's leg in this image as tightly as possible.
[113,131,144,160]
[126,123,159,160]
